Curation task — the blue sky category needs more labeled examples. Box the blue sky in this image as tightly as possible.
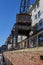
[0,0,35,46]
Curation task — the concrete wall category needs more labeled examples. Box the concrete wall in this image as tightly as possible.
[3,47,43,65]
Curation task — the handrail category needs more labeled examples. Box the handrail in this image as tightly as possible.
[7,30,43,50]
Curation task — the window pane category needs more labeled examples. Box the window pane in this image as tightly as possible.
[35,14,37,19]
[38,11,41,18]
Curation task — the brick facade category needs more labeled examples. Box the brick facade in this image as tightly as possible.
[3,47,43,65]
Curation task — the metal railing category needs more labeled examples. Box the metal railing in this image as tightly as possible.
[7,30,43,50]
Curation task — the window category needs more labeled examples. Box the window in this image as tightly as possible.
[39,19,43,24]
[39,19,43,26]
[39,21,42,26]
[34,5,36,12]
[24,41,26,48]
[40,56,43,60]
[37,3,39,8]
[17,15,22,20]
[35,14,37,19]
[38,11,41,18]
[37,0,40,8]
[34,8,36,12]
[14,37,16,43]
[22,16,25,19]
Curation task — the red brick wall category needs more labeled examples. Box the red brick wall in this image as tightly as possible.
[3,48,43,65]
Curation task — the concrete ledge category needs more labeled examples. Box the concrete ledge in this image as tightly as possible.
[3,47,43,53]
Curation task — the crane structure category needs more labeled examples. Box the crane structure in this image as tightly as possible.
[15,0,31,36]
[12,0,31,37]
[20,0,30,13]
